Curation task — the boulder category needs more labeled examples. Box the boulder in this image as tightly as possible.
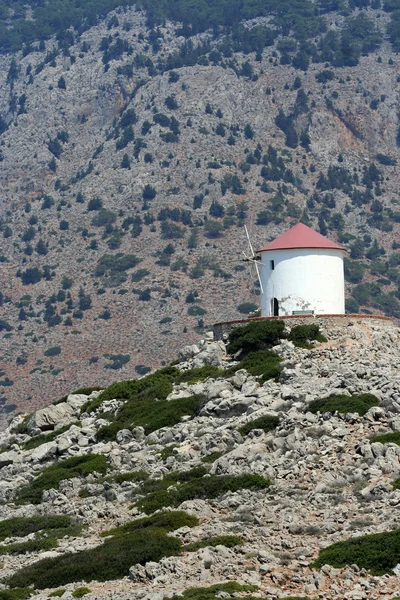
[192,341,226,368]
[30,441,57,462]
[178,344,200,362]
[28,403,76,433]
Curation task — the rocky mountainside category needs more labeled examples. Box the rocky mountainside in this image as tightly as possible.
[2,1,400,417]
[1,319,400,600]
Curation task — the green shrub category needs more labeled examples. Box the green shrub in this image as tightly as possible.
[16,455,108,504]
[44,346,61,357]
[236,302,258,314]
[288,324,327,348]
[97,394,202,442]
[227,320,285,356]
[72,588,91,598]
[0,536,58,555]
[102,510,199,538]
[7,512,197,589]
[81,367,180,414]
[138,473,270,514]
[230,349,282,383]
[311,528,400,575]
[22,423,79,451]
[177,365,224,384]
[159,445,178,461]
[165,582,258,600]
[370,431,400,445]
[99,366,179,403]
[8,530,181,589]
[238,415,279,436]
[308,393,379,416]
[104,471,149,485]
[48,591,66,597]
[0,516,72,542]
[0,589,34,600]
[185,535,243,552]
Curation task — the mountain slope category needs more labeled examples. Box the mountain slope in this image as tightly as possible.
[1,2,400,417]
[1,319,400,599]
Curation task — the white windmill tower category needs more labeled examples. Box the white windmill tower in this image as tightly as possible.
[244,223,346,318]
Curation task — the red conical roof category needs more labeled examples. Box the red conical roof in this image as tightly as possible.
[256,223,345,253]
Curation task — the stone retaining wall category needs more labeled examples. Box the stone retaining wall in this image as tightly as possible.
[213,314,394,340]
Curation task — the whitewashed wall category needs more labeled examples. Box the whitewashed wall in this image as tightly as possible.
[259,248,345,317]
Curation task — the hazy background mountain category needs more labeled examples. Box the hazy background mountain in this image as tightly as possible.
[1,0,400,419]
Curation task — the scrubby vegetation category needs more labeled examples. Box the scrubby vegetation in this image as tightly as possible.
[238,414,279,436]
[102,510,198,538]
[137,470,270,514]
[16,454,108,504]
[0,590,34,600]
[0,516,73,541]
[370,431,400,445]
[308,393,379,416]
[165,582,258,600]
[288,324,327,348]
[71,588,91,598]
[177,365,224,384]
[311,529,400,575]
[230,350,282,383]
[227,320,285,356]
[96,393,202,442]
[21,423,79,451]
[7,511,197,589]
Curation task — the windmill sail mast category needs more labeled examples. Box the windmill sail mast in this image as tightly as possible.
[244,225,263,294]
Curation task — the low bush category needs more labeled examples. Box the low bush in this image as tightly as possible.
[177,365,224,384]
[7,512,197,589]
[159,445,178,461]
[0,516,72,542]
[185,535,243,552]
[102,510,199,538]
[138,467,208,498]
[48,591,65,597]
[308,393,379,416]
[0,589,34,600]
[0,536,58,555]
[370,431,400,445]
[230,350,282,383]
[236,302,258,314]
[16,455,108,504]
[227,320,285,356]
[311,528,400,575]
[288,324,327,348]
[165,582,258,600]
[104,471,149,485]
[83,367,180,414]
[238,415,279,436]
[72,588,91,598]
[22,423,79,451]
[137,473,270,514]
[97,394,202,442]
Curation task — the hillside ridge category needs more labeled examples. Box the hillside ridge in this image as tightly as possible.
[1,319,400,599]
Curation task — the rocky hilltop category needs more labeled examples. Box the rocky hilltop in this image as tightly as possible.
[1,318,400,600]
[2,2,400,417]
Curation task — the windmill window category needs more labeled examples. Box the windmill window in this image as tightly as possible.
[270,260,275,270]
